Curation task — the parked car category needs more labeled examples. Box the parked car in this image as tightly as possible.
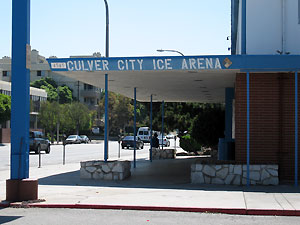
[137,127,151,143]
[29,131,50,154]
[65,135,82,144]
[158,134,170,147]
[80,135,90,143]
[121,136,144,149]
[166,134,175,139]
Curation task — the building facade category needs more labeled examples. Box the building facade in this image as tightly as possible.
[0,80,47,142]
[231,0,300,182]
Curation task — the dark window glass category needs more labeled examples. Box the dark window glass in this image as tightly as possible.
[37,71,42,76]
[3,71,8,77]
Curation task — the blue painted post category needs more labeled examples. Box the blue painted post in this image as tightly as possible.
[150,95,153,162]
[295,71,298,187]
[247,72,250,186]
[11,0,31,179]
[242,0,247,55]
[161,101,164,151]
[225,88,234,142]
[104,74,108,162]
[134,88,137,168]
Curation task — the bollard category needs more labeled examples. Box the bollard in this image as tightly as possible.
[118,136,121,158]
[63,141,66,165]
[38,149,41,168]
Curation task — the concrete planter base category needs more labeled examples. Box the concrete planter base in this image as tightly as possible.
[152,148,176,160]
[191,163,279,185]
[80,160,131,181]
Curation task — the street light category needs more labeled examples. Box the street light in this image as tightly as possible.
[157,49,184,56]
[103,0,109,57]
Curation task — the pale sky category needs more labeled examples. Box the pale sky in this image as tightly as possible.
[0,0,231,58]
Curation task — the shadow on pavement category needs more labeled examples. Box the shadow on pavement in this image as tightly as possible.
[0,216,22,224]
[37,156,300,193]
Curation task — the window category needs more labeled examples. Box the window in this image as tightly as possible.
[37,71,42,76]
[3,71,8,77]
[84,83,94,90]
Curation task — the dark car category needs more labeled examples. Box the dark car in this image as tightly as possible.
[29,131,50,154]
[121,136,144,149]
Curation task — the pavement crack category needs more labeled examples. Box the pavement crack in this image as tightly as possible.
[280,193,296,210]
[242,191,248,209]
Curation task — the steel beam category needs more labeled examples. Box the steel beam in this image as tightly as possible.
[11,0,31,179]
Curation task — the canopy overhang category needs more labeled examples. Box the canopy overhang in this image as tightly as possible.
[47,55,300,102]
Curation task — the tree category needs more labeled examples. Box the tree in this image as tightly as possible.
[31,78,73,103]
[0,94,11,124]
[39,101,60,142]
[65,102,92,135]
[58,85,73,104]
[191,104,225,148]
[99,92,133,136]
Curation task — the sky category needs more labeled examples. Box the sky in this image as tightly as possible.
[0,0,231,58]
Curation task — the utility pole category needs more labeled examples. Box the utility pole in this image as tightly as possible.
[76,81,80,102]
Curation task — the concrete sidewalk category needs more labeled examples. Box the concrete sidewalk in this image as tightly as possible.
[1,156,300,216]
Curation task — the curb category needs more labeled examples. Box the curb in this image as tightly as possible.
[1,203,300,216]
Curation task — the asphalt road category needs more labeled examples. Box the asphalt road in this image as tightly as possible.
[1,208,300,225]
[0,139,177,171]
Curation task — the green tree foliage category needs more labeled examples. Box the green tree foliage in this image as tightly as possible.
[0,94,11,124]
[191,104,225,148]
[99,92,133,136]
[39,101,60,142]
[150,102,201,134]
[58,85,73,104]
[31,77,58,89]
[39,101,92,138]
[65,102,92,135]
[31,78,73,103]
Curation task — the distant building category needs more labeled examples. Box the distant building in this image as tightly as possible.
[0,80,47,143]
[0,49,101,110]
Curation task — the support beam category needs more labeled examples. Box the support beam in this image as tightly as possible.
[225,88,235,141]
[150,95,153,162]
[242,0,247,54]
[295,71,298,187]
[104,74,108,162]
[134,87,137,168]
[246,72,250,186]
[11,0,31,180]
[161,101,164,151]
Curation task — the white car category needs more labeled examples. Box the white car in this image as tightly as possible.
[166,134,175,139]
[80,135,90,143]
[65,135,81,144]
[158,135,170,147]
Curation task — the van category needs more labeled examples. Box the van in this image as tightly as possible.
[137,127,151,143]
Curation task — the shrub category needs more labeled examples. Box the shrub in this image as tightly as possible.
[179,134,202,154]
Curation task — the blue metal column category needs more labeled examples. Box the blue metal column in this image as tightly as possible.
[225,88,234,142]
[150,95,153,162]
[295,71,298,187]
[242,0,247,54]
[246,72,250,186]
[133,88,137,168]
[11,0,31,179]
[161,101,164,150]
[104,74,108,162]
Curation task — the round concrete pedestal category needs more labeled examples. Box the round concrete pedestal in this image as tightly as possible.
[6,179,38,202]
